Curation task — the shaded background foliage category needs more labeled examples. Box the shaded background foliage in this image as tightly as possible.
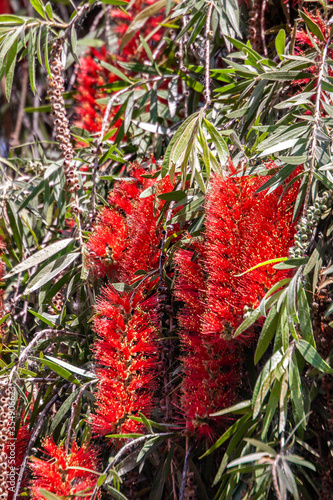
[0,0,333,499]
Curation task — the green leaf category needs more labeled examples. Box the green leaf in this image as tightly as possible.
[39,490,63,500]
[0,14,25,24]
[100,0,128,4]
[258,139,299,158]
[234,290,284,337]
[298,285,315,347]
[261,378,281,439]
[299,10,325,42]
[212,417,254,485]
[44,27,51,77]
[28,309,57,328]
[275,29,285,60]
[139,412,153,433]
[210,400,251,417]
[286,268,301,323]
[100,60,132,84]
[234,307,261,337]
[157,190,186,201]
[28,28,37,94]
[243,438,277,456]
[289,353,305,430]
[258,70,312,81]
[5,35,18,101]
[253,348,291,418]
[235,257,288,277]
[4,238,73,279]
[124,93,134,133]
[281,459,299,500]
[148,444,174,500]
[284,454,316,471]
[104,486,129,500]
[38,358,80,385]
[50,388,81,433]
[203,119,229,167]
[303,247,320,276]
[227,452,273,468]
[254,304,279,364]
[201,414,250,459]
[30,0,46,18]
[161,112,199,178]
[96,474,107,487]
[296,339,333,373]
[0,29,23,66]
[45,356,95,378]
[25,252,80,294]
[120,0,165,50]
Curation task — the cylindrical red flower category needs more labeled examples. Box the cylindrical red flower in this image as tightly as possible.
[30,438,101,500]
[91,286,159,436]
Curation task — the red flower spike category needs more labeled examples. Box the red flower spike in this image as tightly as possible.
[30,438,101,500]
[176,170,299,438]
[91,286,159,437]
[86,208,128,278]
[87,167,178,284]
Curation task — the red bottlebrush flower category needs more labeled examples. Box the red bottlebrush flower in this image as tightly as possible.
[176,170,299,438]
[204,172,298,337]
[30,438,100,500]
[0,0,12,14]
[87,166,177,283]
[74,0,165,137]
[73,48,122,137]
[118,171,175,283]
[86,208,128,278]
[91,286,159,437]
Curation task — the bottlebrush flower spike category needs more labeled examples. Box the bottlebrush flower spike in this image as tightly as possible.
[86,208,128,278]
[176,170,299,438]
[74,48,122,137]
[30,438,100,500]
[87,165,176,283]
[91,285,159,437]
[204,172,299,338]
[74,0,164,136]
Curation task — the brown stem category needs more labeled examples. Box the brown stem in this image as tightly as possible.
[260,0,267,57]
[204,2,214,108]
[272,455,282,500]
[9,64,29,148]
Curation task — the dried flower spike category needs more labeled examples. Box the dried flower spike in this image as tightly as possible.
[47,39,79,195]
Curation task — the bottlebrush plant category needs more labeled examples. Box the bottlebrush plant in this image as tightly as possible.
[0,0,333,499]
[29,438,101,500]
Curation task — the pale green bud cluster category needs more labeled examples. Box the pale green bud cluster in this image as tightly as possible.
[289,192,329,258]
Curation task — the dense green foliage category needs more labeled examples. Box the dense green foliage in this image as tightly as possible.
[0,0,333,498]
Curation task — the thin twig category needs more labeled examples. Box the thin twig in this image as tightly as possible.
[260,0,268,57]
[90,434,172,500]
[204,2,214,108]
[9,329,76,382]
[179,438,193,500]
[65,380,96,453]
[272,455,282,500]
[302,38,330,217]
[9,63,29,148]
